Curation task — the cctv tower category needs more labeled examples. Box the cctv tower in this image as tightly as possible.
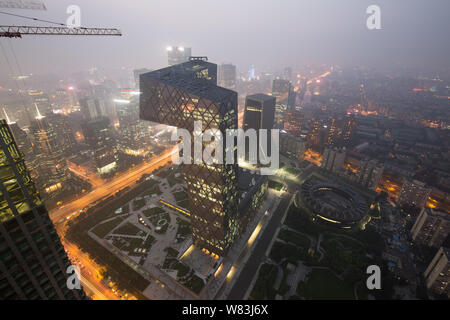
[140,59,240,256]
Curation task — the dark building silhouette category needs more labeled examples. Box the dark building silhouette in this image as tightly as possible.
[0,120,85,300]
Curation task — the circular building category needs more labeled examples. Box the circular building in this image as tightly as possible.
[296,180,370,229]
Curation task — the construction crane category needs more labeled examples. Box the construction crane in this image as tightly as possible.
[0,25,122,38]
[0,0,46,11]
[0,2,122,38]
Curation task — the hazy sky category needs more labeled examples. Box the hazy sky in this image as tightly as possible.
[0,0,449,75]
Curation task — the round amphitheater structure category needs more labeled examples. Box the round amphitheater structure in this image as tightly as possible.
[295,179,370,229]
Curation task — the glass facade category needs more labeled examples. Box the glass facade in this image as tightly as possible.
[140,60,241,255]
[0,120,85,299]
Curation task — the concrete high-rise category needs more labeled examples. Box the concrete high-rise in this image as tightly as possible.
[411,208,450,248]
[0,120,85,300]
[424,245,450,298]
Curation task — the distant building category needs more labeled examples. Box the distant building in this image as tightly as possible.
[423,246,450,298]
[28,91,52,116]
[218,64,236,89]
[280,131,305,160]
[357,159,384,191]
[79,97,107,121]
[82,116,117,175]
[308,118,322,147]
[272,79,293,128]
[29,108,71,197]
[167,46,191,66]
[342,114,357,145]
[326,117,342,146]
[243,93,276,159]
[283,109,303,137]
[398,179,431,208]
[411,208,450,248]
[133,68,152,88]
[321,147,346,173]
[0,119,86,300]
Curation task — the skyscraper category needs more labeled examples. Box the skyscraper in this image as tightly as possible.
[140,59,241,256]
[29,108,71,197]
[272,79,293,128]
[167,46,192,66]
[218,64,237,89]
[82,116,117,175]
[243,94,276,160]
[0,120,85,300]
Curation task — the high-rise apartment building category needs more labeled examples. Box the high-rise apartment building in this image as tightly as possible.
[423,245,450,298]
[0,120,85,300]
[398,179,431,209]
[357,159,384,191]
[411,208,450,248]
[321,147,346,173]
[140,59,241,255]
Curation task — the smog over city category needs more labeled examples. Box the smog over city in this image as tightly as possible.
[0,0,449,313]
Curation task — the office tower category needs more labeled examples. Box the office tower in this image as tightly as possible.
[280,131,305,160]
[308,118,322,147]
[321,147,346,173]
[167,46,192,66]
[411,208,450,248]
[398,179,431,209]
[29,108,71,197]
[79,98,107,121]
[140,59,241,256]
[424,245,450,298]
[283,109,303,137]
[45,113,77,157]
[117,100,151,157]
[243,94,275,132]
[29,91,52,116]
[218,64,237,89]
[357,159,384,190]
[0,120,85,300]
[82,116,117,175]
[342,114,357,145]
[272,79,294,128]
[243,94,276,160]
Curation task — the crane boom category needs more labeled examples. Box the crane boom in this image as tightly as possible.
[0,0,46,10]
[0,25,122,38]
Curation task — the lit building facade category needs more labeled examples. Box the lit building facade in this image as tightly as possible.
[424,246,450,298]
[411,208,450,248]
[140,59,241,256]
[284,109,303,137]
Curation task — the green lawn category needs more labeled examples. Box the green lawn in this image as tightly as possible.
[278,229,311,249]
[250,263,278,300]
[91,217,125,239]
[133,198,146,210]
[268,180,284,191]
[113,222,143,236]
[297,269,355,300]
